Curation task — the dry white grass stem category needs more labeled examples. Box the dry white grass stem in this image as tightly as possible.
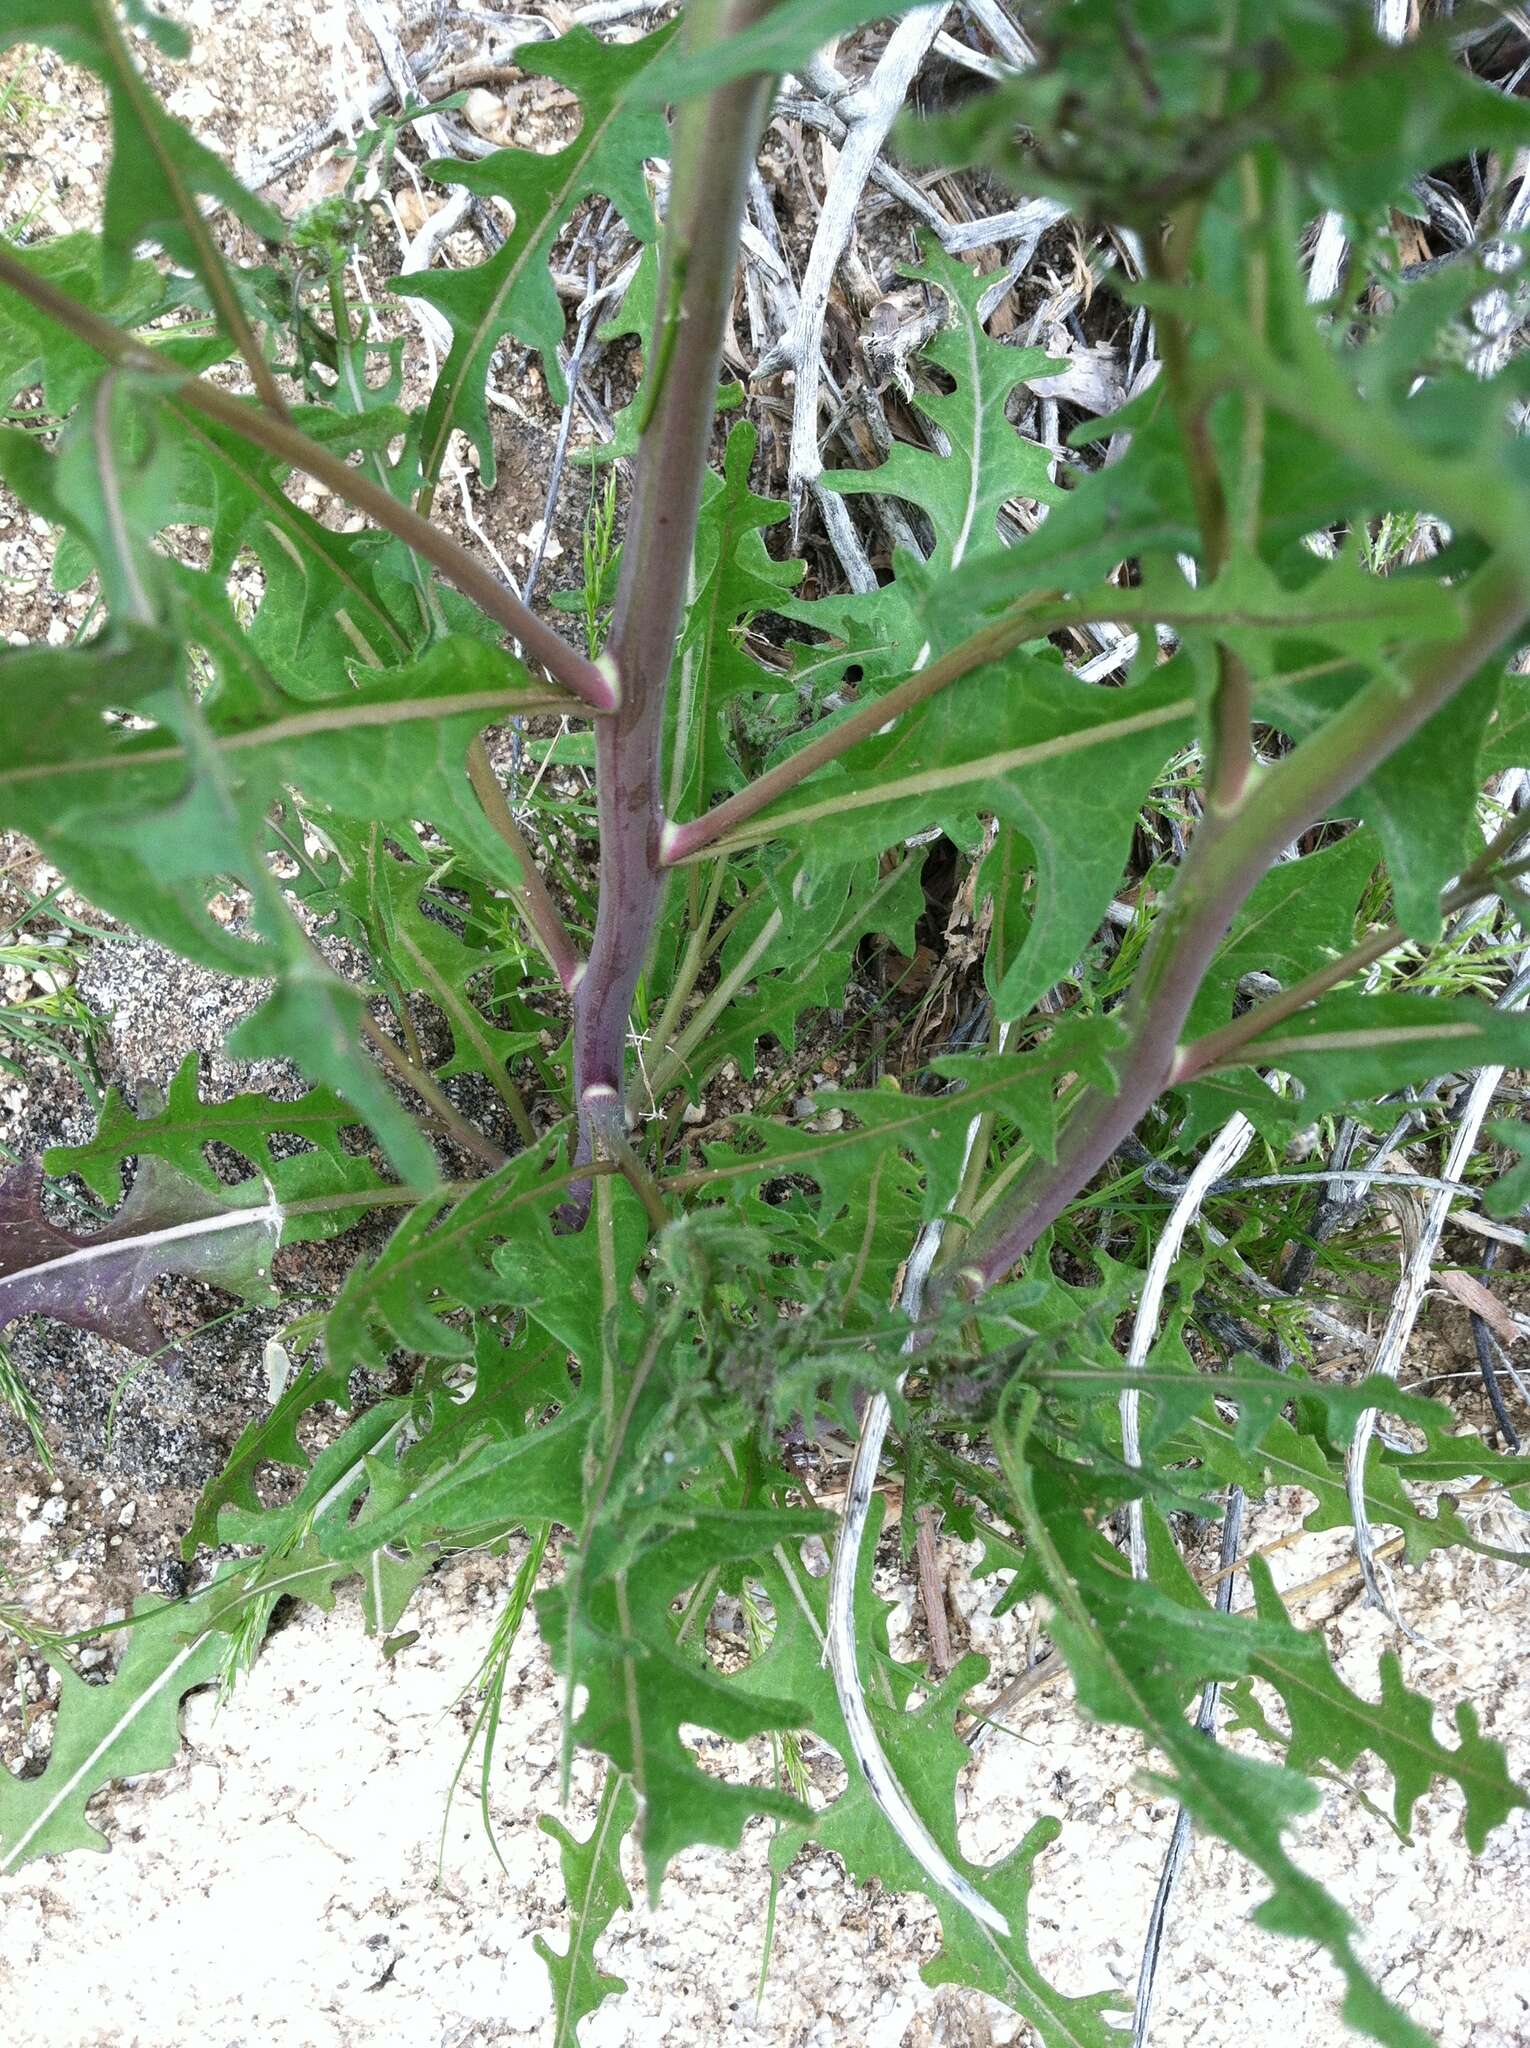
[1346,957,1530,1611]
[1121,1112,1257,1577]
[758,6,950,529]
[826,1031,1013,1940]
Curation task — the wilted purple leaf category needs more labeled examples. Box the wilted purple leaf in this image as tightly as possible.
[0,1159,281,1355]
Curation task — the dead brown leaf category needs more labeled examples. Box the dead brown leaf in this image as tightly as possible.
[1437,1266,1521,1346]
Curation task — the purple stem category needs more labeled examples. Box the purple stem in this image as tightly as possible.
[658,597,1076,867]
[0,244,616,716]
[568,0,780,1198]
[949,555,1529,1299]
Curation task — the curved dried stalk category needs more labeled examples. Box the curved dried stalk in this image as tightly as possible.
[826,1031,1013,1940]
[1120,1112,1255,1577]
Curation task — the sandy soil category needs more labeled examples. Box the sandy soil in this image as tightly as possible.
[4,1512,1529,2048]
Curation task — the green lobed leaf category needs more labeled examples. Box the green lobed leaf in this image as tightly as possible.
[1238,1551,1525,1854]
[656,853,923,1102]
[396,24,674,486]
[1023,1339,1458,1468]
[1000,1403,1434,2048]
[1183,828,1379,1039]
[690,1017,1124,1224]
[181,1349,350,1556]
[0,1598,225,1873]
[494,1180,649,1368]
[1181,1406,1530,1570]
[540,1503,830,1897]
[1257,590,1502,942]
[153,401,421,684]
[325,1132,577,1370]
[738,1514,1124,2048]
[823,240,1057,579]
[0,232,166,414]
[1130,1509,1525,1857]
[1184,993,1530,1140]
[719,644,1197,1020]
[44,1052,384,1240]
[344,826,542,1118]
[535,1772,638,2047]
[0,614,441,1169]
[316,1393,594,1565]
[212,1322,576,1567]
[917,387,1199,647]
[209,1397,413,1605]
[0,533,560,1174]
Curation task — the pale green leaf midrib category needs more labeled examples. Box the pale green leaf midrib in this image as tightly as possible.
[551,1777,627,2046]
[0,686,545,791]
[418,93,639,489]
[728,696,1195,848]
[1253,1648,1516,1806]
[0,1635,206,1873]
